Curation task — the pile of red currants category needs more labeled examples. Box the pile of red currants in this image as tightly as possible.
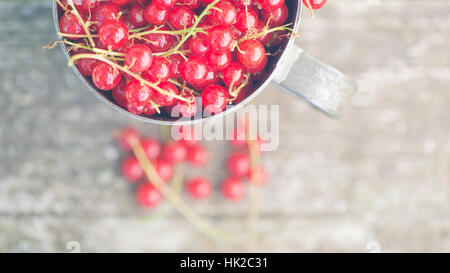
[56,0,299,119]
[117,125,267,208]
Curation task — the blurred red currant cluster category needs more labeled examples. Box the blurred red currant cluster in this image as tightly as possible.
[56,0,299,119]
[116,125,267,208]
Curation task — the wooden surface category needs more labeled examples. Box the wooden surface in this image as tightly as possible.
[0,0,449,252]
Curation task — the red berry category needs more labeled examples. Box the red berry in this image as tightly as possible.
[169,6,195,30]
[125,44,153,72]
[153,0,176,8]
[109,0,130,6]
[92,61,122,90]
[178,0,201,9]
[235,9,259,33]
[154,158,174,181]
[98,20,129,50]
[222,177,245,201]
[144,2,169,25]
[136,183,163,208]
[187,177,212,199]
[141,138,161,159]
[95,4,121,26]
[152,81,179,107]
[181,56,209,85]
[186,144,209,167]
[222,62,244,86]
[201,84,229,114]
[302,0,327,9]
[125,79,152,109]
[59,11,86,39]
[261,4,288,27]
[168,54,185,78]
[189,33,210,56]
[207,50,232,71]
[112,78,128,107]
[237,39,267,73]
[207,25,234,53]
[129,4,148,28]
[76,57,98,76]
[227,152,250,177]
[210,0,237,26]
[163,141,187,164]
[117,127,140,151]
[143,56,171,83]
[142,26,174,52]
[257,0,284,10]
[121,156,144,182]
[169,96,198,118]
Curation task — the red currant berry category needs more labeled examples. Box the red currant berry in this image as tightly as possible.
[302,0,327,9]
[129,4,147,28]
[141,138,161,159]
[207,25,234,53]
[189,33,210,56]
[201,84,229,114]
[169,97,198,118]
[143,56,172,83]
[210,0,237,26]
[222,177,245,201]
[187,177,212,199]
[155,158,174,181]
[117,127,140,151]
[163,141,187,164]
[59,11,86,39]
[169,6,195,30]
[144,2,169,25]
[125,79,152,104]
[178,0,201,9]
[125,44,153,73]
[227,152,250,177]
[153,0,176,8]
[222,62,244,86]
[92,61,122,90]
[181,56,209,85]
[112,78,128,107]
[168,54,185,78]
[144,103,158,115]
[76,56,98,76]
[153,81,179,107]
[98,20,129,50]
[230,0,254,8]
[206,50,232,71]
[136,183,162,208]
[186,144,209,167]
[109,0,130,6]
[95,4,121,26]
[237,39,267,73]
[121,156,144,182]
[261,4,288,27]
[143,27,174,52]
[257,0,284,10]
[235,9,259,33]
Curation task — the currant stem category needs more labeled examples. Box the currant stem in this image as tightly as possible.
[239,24,294,43]
[128,136,233,243]
[68,53,190,103]
[162,0,221,58]
[67,0,96,47]
[245,118,262,248]
[304,0,315,18]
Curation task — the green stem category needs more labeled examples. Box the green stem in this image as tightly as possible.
[162,0,221,58]
[68,53,190,103]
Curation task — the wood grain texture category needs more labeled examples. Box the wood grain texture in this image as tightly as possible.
[0,0,449,252]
